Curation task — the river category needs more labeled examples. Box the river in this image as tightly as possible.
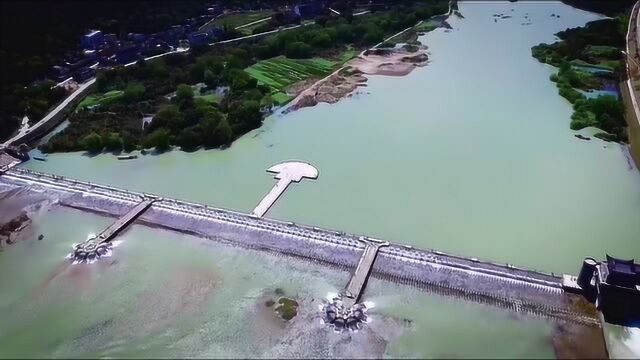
[2,1,639,357]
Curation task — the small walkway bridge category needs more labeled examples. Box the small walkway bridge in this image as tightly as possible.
[0,167,599,327]
[95,198,155,243]
[72,197,155,261]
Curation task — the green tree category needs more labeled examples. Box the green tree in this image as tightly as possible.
[310,32,332,48]
[144,128,171,152]
[204,69,218,89]
[81,132,103,154]
[175,84,194,105]
[103,132,123,152]
[199,109,223,148]
[212,118,233,145]
[96,72,109,93]
[152,105,184,132]
[123,82,145,103]
[363,28,385,45]
[228,100,262,132]
[122,132,137,152]
[285,42,312,59]
[176,127,201,151]
[589,95,624,122]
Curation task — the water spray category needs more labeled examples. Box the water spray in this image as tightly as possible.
[70,234,112,263]
[322,295,369,332]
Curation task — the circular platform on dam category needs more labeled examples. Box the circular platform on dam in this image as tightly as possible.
[322,296,368,332]
[71,239,111,263]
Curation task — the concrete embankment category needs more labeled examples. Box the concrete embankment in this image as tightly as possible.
[0,168,599,327]
[623,1,640,170]
[620,79,640,169]
[3,80,96,147]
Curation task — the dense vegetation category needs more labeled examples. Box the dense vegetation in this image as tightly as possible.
[560,0,635,17]
[0,0,215,142]
[41,1,450,154]
[532,17,629,141]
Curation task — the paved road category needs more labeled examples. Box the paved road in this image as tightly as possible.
[2,79,96,148]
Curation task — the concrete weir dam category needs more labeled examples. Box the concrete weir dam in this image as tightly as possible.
[0,167,599,327]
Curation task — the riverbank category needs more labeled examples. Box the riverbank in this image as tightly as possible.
[288,48,429,111]
[4,2,640,356]
[531,17,628,142]
[623,0,640,170]
[37,1,451,155]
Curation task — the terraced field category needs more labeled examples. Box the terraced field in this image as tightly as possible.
[245,56,336,90]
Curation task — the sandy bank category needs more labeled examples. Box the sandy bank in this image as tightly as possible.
[287,48,429,112]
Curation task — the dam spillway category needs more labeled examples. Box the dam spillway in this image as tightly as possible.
[0,167,599,327]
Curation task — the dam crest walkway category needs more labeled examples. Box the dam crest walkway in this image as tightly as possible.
[0,167,599,327]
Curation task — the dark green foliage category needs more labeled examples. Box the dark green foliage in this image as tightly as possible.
[123,82,145,103]
[275,297,299,321]
[204,69,218,89]
[560,0,634,17]
[103,132,123,153]
[38,0,451,153]
[593,132,620,142]
[176,84,194,105]
[364,28,385,45]
[310,32,332,48]
[1,0,208,140]
[228,100,262,133]
[176,127,201,151]
[532,16,629,142]
[285,42,313,59]
[569,95,626,141]
[81,132,103,154]
[144,128,171,152]
[152,105,184,132]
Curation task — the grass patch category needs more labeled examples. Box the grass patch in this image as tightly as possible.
[194,93,222,104]
[77,90,124,110]
[275,297,299,321]
[339,49,358,64]
[584,45,619,58]
[416,19,440,33]
[245,56,337,91]
[205,10,273,30]
[272,92,293,105]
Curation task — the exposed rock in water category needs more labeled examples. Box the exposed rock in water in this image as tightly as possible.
[402,44,420,53]
[38,234,44,241]
[364,48,393,56]
[575,134,591,141]
[402,53,429,64]
[0,212,30,245]
[275,297,299,321]
[0,185,54,247]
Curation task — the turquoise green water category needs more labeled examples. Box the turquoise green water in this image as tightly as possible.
[23,2,640,274]
[3,1,640,357]
[0,207,556,358]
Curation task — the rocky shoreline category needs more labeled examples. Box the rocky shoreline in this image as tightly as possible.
[287,47,429,112]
